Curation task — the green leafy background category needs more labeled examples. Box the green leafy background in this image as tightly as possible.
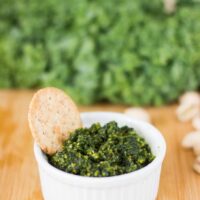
[0,0,200,105]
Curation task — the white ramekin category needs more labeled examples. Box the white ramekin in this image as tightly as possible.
[34,112,166,200]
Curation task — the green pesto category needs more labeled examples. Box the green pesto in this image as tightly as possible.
[48,121,155,177]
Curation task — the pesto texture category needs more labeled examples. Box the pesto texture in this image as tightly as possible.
[48,121,155,177]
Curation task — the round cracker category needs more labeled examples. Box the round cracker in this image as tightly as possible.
[28,87,82,155]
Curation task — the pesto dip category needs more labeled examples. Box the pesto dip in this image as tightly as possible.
[48,121,155,177]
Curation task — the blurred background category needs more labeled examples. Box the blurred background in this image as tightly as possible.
[0,0,200,106]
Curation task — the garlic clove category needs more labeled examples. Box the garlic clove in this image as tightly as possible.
[124,107,151,123]
[197,156,200,163]
[192,117,200,130]
[176,103,200,122]
[193,145,200,156]
[193,156,200,174]
[180,92,200,105]
[182,131,200,148]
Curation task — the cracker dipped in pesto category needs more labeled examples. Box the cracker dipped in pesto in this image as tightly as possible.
[48,121,155,177]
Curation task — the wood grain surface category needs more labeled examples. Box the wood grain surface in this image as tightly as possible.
[0,90,200,200]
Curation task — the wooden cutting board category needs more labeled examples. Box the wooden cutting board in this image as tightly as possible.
[0,90,200,200]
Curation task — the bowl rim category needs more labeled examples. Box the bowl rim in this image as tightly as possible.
[34,112,166,187]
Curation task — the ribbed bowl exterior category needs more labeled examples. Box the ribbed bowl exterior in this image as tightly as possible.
[34,112,166,200]
[38,165,161,200]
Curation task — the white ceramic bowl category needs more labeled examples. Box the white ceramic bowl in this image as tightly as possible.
[34,112,166,200]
